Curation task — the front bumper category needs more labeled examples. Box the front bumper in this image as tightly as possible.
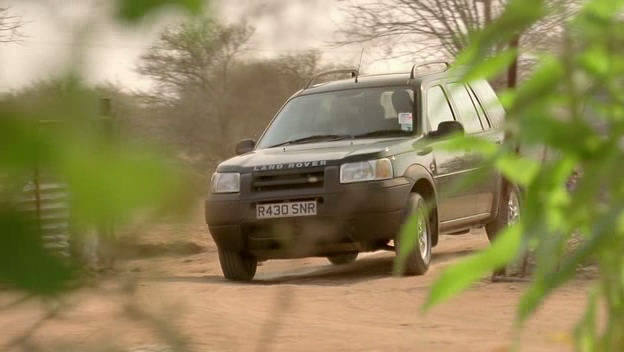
[205,174,412,255]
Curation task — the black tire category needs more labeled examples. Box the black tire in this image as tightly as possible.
[486,182,522,243]
[327,253,358,265]
[394,193,432,276]
[217,248,258,282]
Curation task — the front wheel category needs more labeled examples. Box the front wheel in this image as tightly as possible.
[217,248,258,282]
[486,183,522,243]
[394,193,432,276]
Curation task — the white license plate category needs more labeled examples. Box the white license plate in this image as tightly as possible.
[256,200,317,219]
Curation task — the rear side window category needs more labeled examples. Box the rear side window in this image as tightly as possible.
[467,87,491,129]
[426,85,455,131]
[470,79,505,128]
[447,83,483,133]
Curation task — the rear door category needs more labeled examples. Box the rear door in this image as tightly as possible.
[446,82,500,217]
[467,79,508,215]
[424,84,475,224]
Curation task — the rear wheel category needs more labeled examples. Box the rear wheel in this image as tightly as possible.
[486,183,522,243]
[394,193,432,276]
[327,253,358,265]
[217,248,258,282]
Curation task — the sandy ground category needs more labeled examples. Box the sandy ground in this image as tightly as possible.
[0,210,594,352]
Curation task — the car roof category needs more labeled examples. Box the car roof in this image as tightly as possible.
[296,69,461,97]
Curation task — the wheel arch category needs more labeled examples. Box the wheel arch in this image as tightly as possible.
[404,164,440,247]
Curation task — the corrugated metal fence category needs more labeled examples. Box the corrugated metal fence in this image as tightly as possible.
[16,174,72,258]
[3,98,116,264]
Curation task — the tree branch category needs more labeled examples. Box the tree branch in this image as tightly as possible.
[0,7,24,43]
[332,0,578,62]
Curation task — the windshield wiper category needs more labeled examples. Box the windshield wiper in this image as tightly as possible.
[269,134,352,148]
[352,130,412,139]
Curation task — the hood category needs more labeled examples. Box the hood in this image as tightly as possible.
[217,137,413,172]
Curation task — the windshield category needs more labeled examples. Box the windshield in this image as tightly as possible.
[256,86,416,148]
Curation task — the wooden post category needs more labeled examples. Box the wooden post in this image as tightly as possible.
[95,97,116,271]
[507,35,520,89]
[492,34,526,282]
[98,97,115,141]
[33,155,42,239]
[507,34,521,156]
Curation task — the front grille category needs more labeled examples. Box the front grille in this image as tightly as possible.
[252,168,325,192]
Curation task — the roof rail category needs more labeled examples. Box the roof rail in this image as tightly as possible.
[304,68,359,89]
[409,60,450,79]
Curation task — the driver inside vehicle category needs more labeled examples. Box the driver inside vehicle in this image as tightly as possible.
[391,89,414,116]
[325,88,416,136]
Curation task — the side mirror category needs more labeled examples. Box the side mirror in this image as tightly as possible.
[430,120,464,138]
[235,138,256,155]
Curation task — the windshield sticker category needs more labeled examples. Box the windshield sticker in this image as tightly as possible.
[398,112,412,124]
[398,112,413,131]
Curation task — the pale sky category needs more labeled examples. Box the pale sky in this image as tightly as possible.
[0,0,407,93]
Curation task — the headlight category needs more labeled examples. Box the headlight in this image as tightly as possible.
[211,172,240,193]
[340,158,393,184]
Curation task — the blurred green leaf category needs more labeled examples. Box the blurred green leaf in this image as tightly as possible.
[0,207,75,295]
[515,113,600,159]
[418,0,624,349]
[423,224,523,312]
[457,48,518,82]
[437,134,499,157]
[438,135,539,186]
[517,208,619,323]
[579,46,610,76]
[498,90,516,110]
[455,0,545,68]
[583,0,624,21]
[511,56,564,115]
[56,137,184,226]
[116,0,205,23]
[0,115,54,170]
[494,154,540,187]
[575,286,599,352]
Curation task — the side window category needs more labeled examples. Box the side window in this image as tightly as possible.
[470,79,505,128]
[426,85,455,131]
[467,86,491,129]
[447,83,483,133]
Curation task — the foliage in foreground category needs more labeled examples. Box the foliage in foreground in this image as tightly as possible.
[0,1,204,350]
[1,0,623,351]
[406,0,624,350]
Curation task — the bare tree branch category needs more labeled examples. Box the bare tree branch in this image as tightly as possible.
[333,0,580,62]
[0,6,23,44]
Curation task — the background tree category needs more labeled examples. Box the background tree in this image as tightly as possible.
[137,19,334,171]
[335,0,580,87]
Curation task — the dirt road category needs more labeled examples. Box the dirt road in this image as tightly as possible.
[0,214,593,352]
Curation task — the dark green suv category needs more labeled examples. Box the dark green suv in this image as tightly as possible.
[205,62,521,281]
